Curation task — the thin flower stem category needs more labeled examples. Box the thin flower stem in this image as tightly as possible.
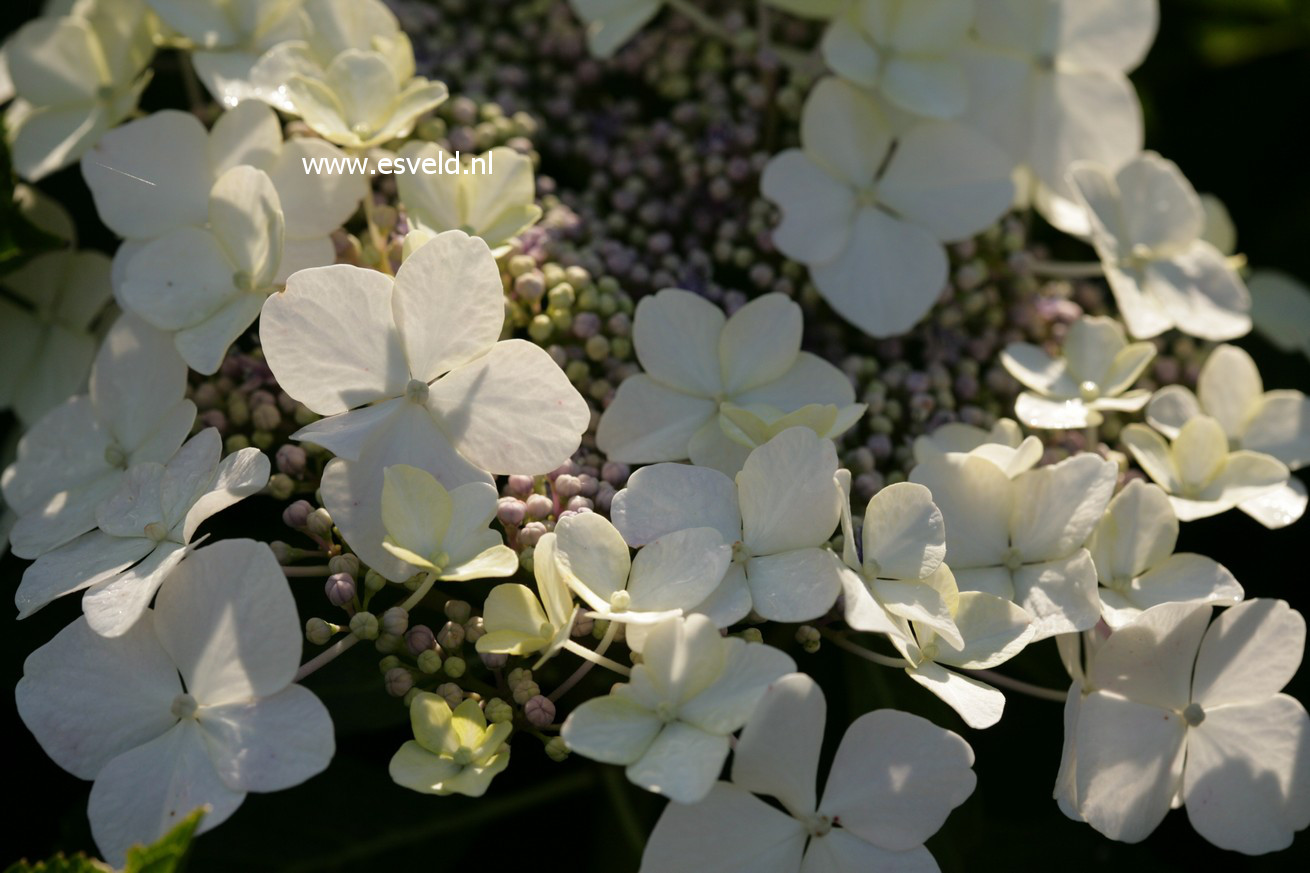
[362,193,394,276]
[549,620,620,702]
[295,573,438,682]
[969,669,1068,702]
[1028,260,1106,279]
[562,639,631,677]
[283,565,332,577]
[398,571,439,611]
[820,628,910,668]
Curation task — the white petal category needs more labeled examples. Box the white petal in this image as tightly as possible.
[16,613,179,780]
[553,511,632,610]
[83,542,188,638]
[678,636,798,734]
[1242,390,1310,470]
[935,591,1034,669]
[260,264,407,415]
[1196,344,1262,440]
[1057,0,1158,71]
[731,673,824,817]
[1103,553,1242,629]
[632,288,725,397]
[153,539,301,704]
[199,684,334,791]
[1145,384,1201,440]
[1121,424,1181,493]
[596,374,717,464]
[803,831,940,873]
[1010,454,1116,563]
[909,454,1011,569]
[881,56,967,119]
[718,294,802,396]
[1184,695,1310,855]
[208,166,283,287]
[1192,598,1304,709]
[1114,153,1205,255]
[265,139,365,238]
[640,782,807,873]
[181,447,270,541]
[119,227,236,331]
[1145,243,1251,342]
[760,149,856,265]
[999,342,1072,395]
[733,352,856,410]
[88,721,245,868]
[690,562,753,628]
[289,397,406,461]
[1088,478,1178,584]
[610,462,740,546]
[627,722,731,804]
[1238,477,1308,530]
[15,531,154,619]
[905,661,1006,729]
[628,527,732,613]
[738,428,840,555]
[91,314,191,453]
[1086,601,1211,710]
[1014,392,1098,430]
[561,693,663,765]
[860,482,945,581]
[820,17,880,89]
[1074,691,1186,843]
[800,78,890,188]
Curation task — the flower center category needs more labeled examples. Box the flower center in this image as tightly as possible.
[731,541,749,564]
[144,521,168,542]
[452,747,474,766]
[1182,702,1206,727]
[654,701,678,722]
[170,692,198,720]
[406,379,430,404]
[919,641,939,662]
[609,590,631,611]
[802,814,833,837]
[103,444,127,468]
[1078,380,1101,402]
[1001,547,1024,572]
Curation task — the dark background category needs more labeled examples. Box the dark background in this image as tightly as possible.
[2,0,1309,870]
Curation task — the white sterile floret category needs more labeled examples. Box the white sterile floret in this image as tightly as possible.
[568,0,664,59]
[1001,315,1155,430]
[911,417,1044,478]
[83,102,364,287]
[611,427,847,626]
[2,314,195,560]
[396,142,542,254]
[1248,270,1310,361]
[552,511,732,651]
[16,539,334,867]
[1066,599,1310,854]
[640,673,977,872]
[145,0,305,107]
[1121,416,1289,524]
[14,427,270,637]
[261,230,589,580]
[0,249,112,425]
[596,288,859,473]
[1145,343,1309,528]
[389,693,511,798]
[821,0,974,119]
[246,0,415,113]
[1069,152,1251,341]
[119,165,286,375]
[3,0,155,180]
[963,0,1158,234]
[477,532,579,667]
[561,614,795,804]
[379,465,519,581]
[1086,480,1242,628]
[760,77,1014,338]
[910,451,1118,640]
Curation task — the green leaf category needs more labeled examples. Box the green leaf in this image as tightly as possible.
[121,808,206,873]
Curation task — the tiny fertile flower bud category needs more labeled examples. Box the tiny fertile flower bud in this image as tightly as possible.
[417,649,443,674]
[463,616,486,643]
[251,403,281,431]
[566,496,593,513]
[375,632,402,654]
[512,681,541,705]
[350,612,379,640]
[267,474,295,501]
[324,573,355,607]
[364,568,386,592]
[519,521,547,547]
[524,695,556,727]
[282,499,314,528]
[444,600,472,623]
[385,667,413,697]
[306,507,334,538]
[545,737,569,762]
[739,628,764,644]
[275,443,307,476]
[402,687,421,707]
[496,496,527,526]
[437,620,465,650]
[507,474,535,497]
[479,651,508,668]
[406,624,436,655]
[329,553,360,577]
[484,698,514,724]
[305,617,334,645]
[523,493,553,520]
[270,540,295,564]
[435,683,463,708]
[796,625,821,654]
[553,474,582,498]
[379,655,402,673]
[382,606,409,636]
[443,656,467,678]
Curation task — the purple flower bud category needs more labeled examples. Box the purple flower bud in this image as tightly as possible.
[565,496,594,513]
[507,474,535,497]
[282,500,313,529]
[325,573,355,607]
[382,606,408,636]
[519,521,548,547]
[601,461,630,486]
[385,667,414,697]
[406,624,436,655]
[276,444,307,476]
[479,651,508,668]
[437,620,465,650]
[496,496,526,526]
[199,409,228,433]
[572,311,601,338]
[524,695,557,727]
[524,494,553,520]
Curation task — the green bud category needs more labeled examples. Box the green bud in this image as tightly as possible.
[305,617,334,645]
[795,625,821,654]
[350,612,379,640]
[364,568,386,592]
[444,656,467,678]
[739,628,764,644]
[544,736,569,762]
[417,649,443,674]
[224,434,250,453]
[379,655,402,674]
[444,600,472,623]
[547,282,576,310]
[528,313,554,343]
[267,474,295,501]
[485,698,514,724]
[375,632,402,654]
[329,554,360,577]
[512,680,541,705]
[402,687,421,707]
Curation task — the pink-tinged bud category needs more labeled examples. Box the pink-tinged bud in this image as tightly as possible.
[479,651,508,668]
[437,620,465,650]
[496,496,527,526]
[524,494,553,520]
[524,695,556,727]
[385,667,414,697]
[565,496,593,513]
[329,553,360,577]
[406,624,436,655]
[306,508,334,538]
[282,499,314,528]
[435,683,463,708]
[325,573,355,607]
[553,474,582,499]
[601,461,630,486]
[519,521,548,546]
[382,606,409,636]
[507,474,535,497]
[276,444,307,476]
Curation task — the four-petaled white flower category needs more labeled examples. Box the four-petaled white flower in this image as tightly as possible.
[0,249,113,425]
[1001,315,1155,429]
[3,0,155,180]
[396,143,542,254]
[1069,152,1251,341]
[1146,343,1309,528]
[910,451,1117,640]
[821,0,974,119]
[611,427,847,626]
[1087,479,1242,628]
[552,510,732,651]
[963,0,1157,234]
[83,102,364,289]
[261,229,589,580]
[1121,416,1289,524]
[119,165,286,375]
[596,288,858,473]
[2,314,195,559]
[761,77,1014,338]
[640,673,977,872]
[15,427,270,637]
[1066,599,1310,854]
[562,614,795,804]
[16,538,335,866]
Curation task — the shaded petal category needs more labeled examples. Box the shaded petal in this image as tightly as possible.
[1242,390,1310,470]
[82,542,188,638]
[15,531,154,619]
[561,694,663,765]
[1102,553,1242,629]
[1196,344,1262,440]
[861,481,945,580]
[905,661,1005,729]
[760,148,856,265]
[627,527,732,613]
[611,462,740,546]
[1010,454,1116,563]
[909,454,1011,569]
[632,288,725,397]
[1192,598,1304,709]
[718,294,802,396]
[1086,601,1211,710]
[738,428,840,555]
[626,722,730,804]
[732,673,824,817]
[596,375,717,464]
[640,781,807,873]
[199,684,333,792]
